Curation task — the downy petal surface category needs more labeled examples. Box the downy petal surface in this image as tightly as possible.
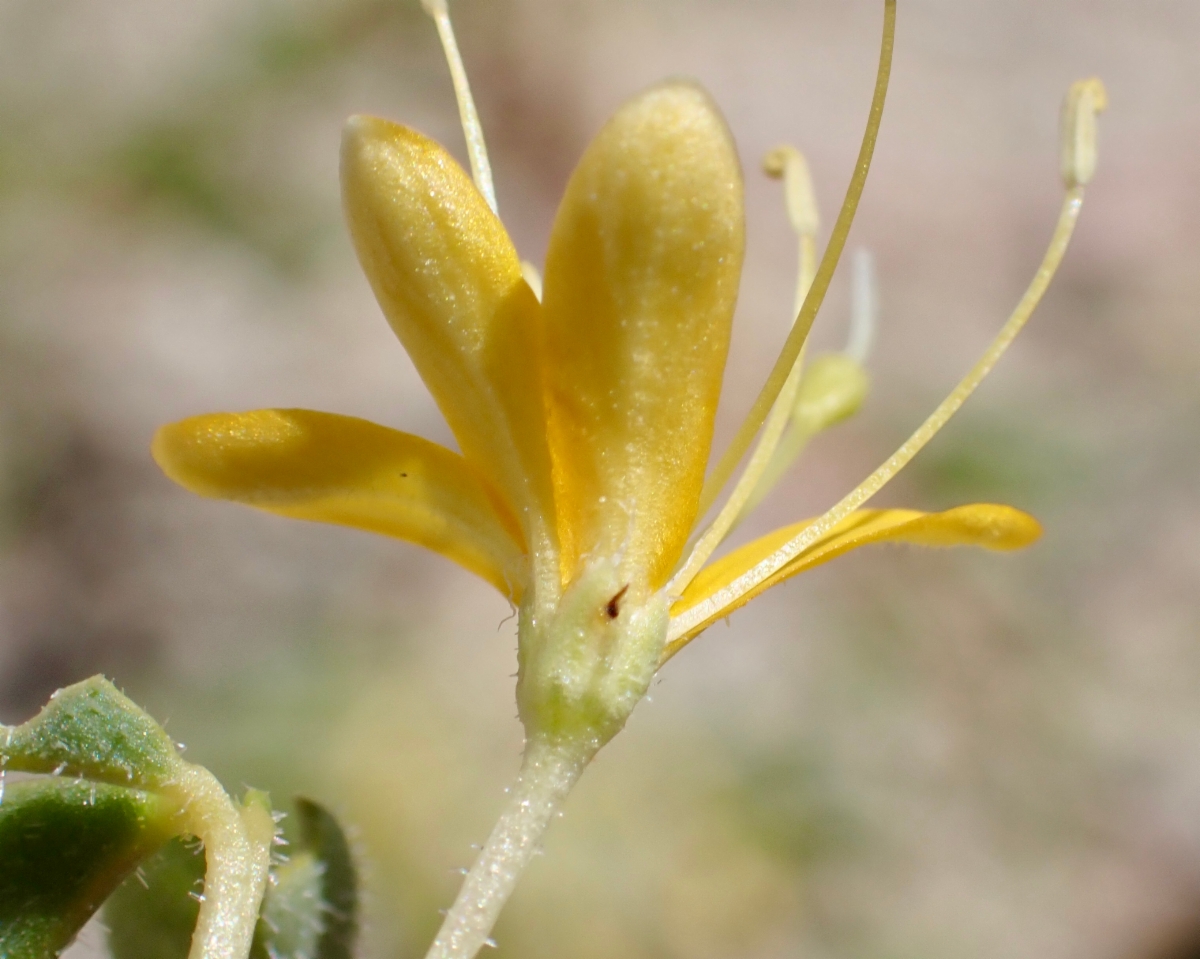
[668,504,1041,652]
[341,117,555,563]
[541,82,745,590]
[153,409,527,597]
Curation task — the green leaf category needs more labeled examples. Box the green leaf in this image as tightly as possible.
[295,798,358,959]
[2,679,277,959]
[107,798,357,959]
[0,676,180,789]
[104,837,207,959]
[251,798,359,959]
[0,777,178,959]
[252,851,325,959]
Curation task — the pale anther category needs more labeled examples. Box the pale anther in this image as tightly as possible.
[764,145,819,237]
[422,0,499,214]
[1060,77,1108,189]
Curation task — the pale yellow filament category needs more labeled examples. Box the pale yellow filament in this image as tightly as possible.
[422,0,498,214]
[734,255,877,524]
[766,145,820,317]
[667,184,1086,646]
[730,406,814,526]
[667,146,820,596]
[696,0,896,521]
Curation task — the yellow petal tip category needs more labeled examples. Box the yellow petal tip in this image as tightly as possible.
[152,411,301,501]
[940,504,1043,551]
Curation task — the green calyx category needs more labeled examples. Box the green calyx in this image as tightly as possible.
[516,561,669,749]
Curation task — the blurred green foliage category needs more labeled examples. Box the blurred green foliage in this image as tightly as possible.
[906,411,1093,508]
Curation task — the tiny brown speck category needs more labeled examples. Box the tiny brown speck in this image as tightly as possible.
[605,585,630,620]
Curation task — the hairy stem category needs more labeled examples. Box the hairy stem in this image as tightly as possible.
[424,736,596,959]
[160,765,274,959]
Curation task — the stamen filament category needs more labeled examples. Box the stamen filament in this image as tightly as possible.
[728,255,876,527]
[668,332,808,596]
[696,0,896,521]
[668,147,820,596]
[666,184,1086,647]
[422,0,499,214]
[764,145,820,316]
[735,415,816,522]
[723,248,879,526]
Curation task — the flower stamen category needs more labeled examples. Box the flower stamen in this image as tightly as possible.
[764,144,820,318]
[666,77,1107,646]
[667,145,820,595]
[1061,78,1108,189]
[421,0,499,214]
[696,0,896,521]
[734,250,877,527]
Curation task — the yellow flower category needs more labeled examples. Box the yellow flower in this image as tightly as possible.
[152,3,1106,955]
[151,30,1101,677]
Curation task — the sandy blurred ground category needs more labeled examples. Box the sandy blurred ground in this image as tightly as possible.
[1,0,1199,957]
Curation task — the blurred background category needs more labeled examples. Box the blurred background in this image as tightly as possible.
[1,0,1198,957]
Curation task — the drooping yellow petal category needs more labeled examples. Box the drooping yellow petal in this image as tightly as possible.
[153,409,528,598]
[540,82,745,589]
[665,504,1041,658]
[340,117,556,575]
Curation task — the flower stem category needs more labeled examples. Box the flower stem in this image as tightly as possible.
[424,735,596,959]
[160,764,274,959]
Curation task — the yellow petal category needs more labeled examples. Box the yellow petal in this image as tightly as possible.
[666,504,1041,655]
[340,117,555,561]
[153,409,528,598]
[541,82,745,589]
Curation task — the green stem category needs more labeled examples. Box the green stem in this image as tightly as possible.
[423,736,596,959]
[160,764,274,959]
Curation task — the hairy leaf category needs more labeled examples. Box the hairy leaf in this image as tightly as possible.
[107,798,358,959]
[251,797,359,959]
[295,798,358,959]
[0,677,180,789]
[0,777,178,959]
[251,851,325,959]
